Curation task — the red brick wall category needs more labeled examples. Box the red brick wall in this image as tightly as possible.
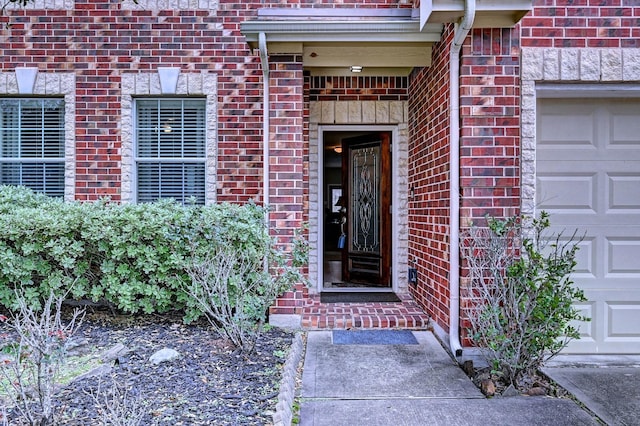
[0,0,417,320]
[408,25,521,337]
[457,27,522,343]
[407,25,454,331]
[521,0,640,48]
[268,54,305,237]
[459,28,521,223]
[0,0,412,203]
[308,76,409,102]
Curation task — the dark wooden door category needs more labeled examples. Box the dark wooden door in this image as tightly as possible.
[341,132,391,287]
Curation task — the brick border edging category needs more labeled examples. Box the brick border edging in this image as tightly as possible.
[273,332,305,426]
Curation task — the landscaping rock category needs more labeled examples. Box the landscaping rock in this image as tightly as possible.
[149,347,180,365]
[71,364,113,383]
[480,379,496,397]
[502,384,520,397]
[66,337,91,356]
[462,360,474,377]
[100,343,128,363]
[527,386,547,396]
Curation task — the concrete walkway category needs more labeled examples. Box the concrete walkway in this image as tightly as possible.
[543,355,640,426]
[299,331,599,426]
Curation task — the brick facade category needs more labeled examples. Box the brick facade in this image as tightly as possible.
[1,0,638,340]
[406,0,640,339]
[407,25,454,330]
[521,0,640,48]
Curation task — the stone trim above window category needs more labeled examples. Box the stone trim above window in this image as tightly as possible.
[120,72,218,204]
[0,71,75,201]
[3,0,73,10]
[120,0,219,11]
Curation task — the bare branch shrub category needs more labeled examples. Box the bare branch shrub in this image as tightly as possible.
[0,406,7,426]
[89,378,146,426]
[179,204,306,353]
[183,244,280,353]
[0,288,84,425]
[461,212,588,389]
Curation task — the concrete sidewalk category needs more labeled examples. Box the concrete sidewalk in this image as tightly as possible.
[299,331,599,426]
[543,355,640,426]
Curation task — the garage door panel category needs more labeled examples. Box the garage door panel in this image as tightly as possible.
[571,301,595,340]
[538,108,596,149]
[564,300,597,354]
[572,237,596,277]
[607,173,640,212]
[564,290,640,354]
[607,301,640,338]
[544,235,597,278]
[606,237,640,276]
[537,97,640,354]
[537,173,597,213]
[610,110,640,147]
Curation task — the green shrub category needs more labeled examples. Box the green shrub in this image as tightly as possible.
[180,203,279,350]
[0,186,305,338]
[461,212,589,389]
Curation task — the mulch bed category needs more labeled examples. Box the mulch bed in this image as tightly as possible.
[3,309,295,425]
[461,360,571,398]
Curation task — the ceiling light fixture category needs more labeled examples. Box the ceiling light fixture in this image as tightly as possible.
[334,146,343,154]
[350,65,363,73]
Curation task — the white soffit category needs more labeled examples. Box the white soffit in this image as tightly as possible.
[241,8,442,74]
[420,0,533,29]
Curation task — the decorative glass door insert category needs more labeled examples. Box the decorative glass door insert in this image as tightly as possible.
[341,132,391,286]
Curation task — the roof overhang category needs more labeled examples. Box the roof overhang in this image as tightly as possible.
[241,9,443,76]
[241,4,532,75]
[420,0,532,29]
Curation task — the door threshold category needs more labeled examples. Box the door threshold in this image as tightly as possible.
[321,287,394,293]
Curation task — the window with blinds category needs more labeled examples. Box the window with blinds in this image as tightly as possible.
[0,98,65,197]
[135,98,206,204]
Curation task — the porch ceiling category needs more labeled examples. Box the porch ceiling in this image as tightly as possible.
[240,8,443,76]
[420,0,533,29]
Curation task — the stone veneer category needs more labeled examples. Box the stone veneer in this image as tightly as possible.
[121,0,219,10]
[308,100,409,293]
[3,0,73,9]
[0,71,76,201]
[120,71,218,204]
[520,47,640,218]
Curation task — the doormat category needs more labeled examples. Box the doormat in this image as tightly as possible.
[320,292,401,304]
[329,282,372,288]
[332,330,419,345]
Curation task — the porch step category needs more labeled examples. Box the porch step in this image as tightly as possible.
[301,293,431,330]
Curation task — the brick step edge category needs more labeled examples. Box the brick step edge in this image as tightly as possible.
[273,332,305,426]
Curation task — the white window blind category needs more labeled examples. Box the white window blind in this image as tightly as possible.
[135,98,206,204]
[0,98,65,197]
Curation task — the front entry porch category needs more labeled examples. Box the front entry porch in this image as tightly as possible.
[300,293,430,330]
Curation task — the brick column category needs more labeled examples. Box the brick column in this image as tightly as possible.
[458,27,522,344]
[268,55,307,319]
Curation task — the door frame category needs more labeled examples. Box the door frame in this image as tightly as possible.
[316,124,400,293]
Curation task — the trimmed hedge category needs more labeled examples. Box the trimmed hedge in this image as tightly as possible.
[0,185,295,324]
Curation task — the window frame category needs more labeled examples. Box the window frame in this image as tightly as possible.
[0,97,67,197]
[132,97,208,204]
[0,72,75,200]
[120,72,218,205]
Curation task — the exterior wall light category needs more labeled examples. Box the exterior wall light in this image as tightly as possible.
[350,65,363,73]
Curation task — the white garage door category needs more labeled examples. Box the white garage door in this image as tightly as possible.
[537,97,640,354]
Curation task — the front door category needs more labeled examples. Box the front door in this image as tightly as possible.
[341,132,391,286]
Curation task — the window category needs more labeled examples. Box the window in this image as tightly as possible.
[135,98,206,204]
[0,98,65,197]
